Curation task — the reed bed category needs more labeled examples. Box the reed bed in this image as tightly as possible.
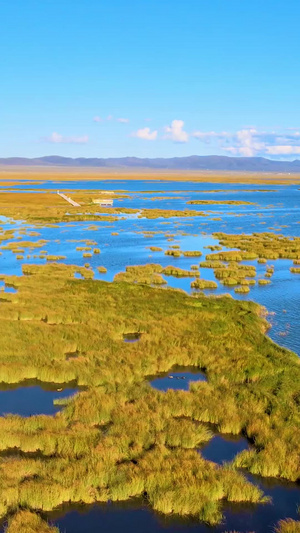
[0,263,299,529]
[212,232,300,260]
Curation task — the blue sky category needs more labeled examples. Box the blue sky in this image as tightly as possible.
[1,0,300,159]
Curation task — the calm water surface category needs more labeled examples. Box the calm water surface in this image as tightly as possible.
[0,383,77,416]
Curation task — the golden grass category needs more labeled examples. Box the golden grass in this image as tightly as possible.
[0,167,300,184]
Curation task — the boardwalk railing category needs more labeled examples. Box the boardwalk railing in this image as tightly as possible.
[57,191,81,207]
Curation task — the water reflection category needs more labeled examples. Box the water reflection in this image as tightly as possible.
[200,434,249,464]
[48,480,300,533]
[150,368,206,391]
[0,382,78,416]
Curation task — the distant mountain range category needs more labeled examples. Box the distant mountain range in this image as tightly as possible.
[1,155,300,172]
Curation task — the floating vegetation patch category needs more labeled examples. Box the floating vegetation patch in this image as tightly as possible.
[97,266,107,274]
[191,279,218,289]
[46,255,67,262]
[148,246,163,252]
[162,266,198,278]
[290,267,300,274]
[258,279,271,285]
[183,250,202,257]
[165,249,181,257]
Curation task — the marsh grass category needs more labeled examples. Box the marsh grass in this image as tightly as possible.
[234,286,250,294]
[183,251,202,257]
[165,250,181,257]
[274,519,300,532]
[187,200,257,206]
[5,510,59,533]
[97,266,107,273]
[212,232,300,260]
[46,256,66,262]
[0,263,299,528]
[191,279,218,289]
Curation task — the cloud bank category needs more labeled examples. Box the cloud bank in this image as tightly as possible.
[192,128,300,157]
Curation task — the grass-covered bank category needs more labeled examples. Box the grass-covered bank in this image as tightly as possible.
[0,263,299,531]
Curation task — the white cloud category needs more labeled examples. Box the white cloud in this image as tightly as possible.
[132,127,158,141]
[224,129,266,157]
[222,129,300,157]
[117,118,129,123]
[266,145,300,155]
[93,116,102,123]
[106,115,113,121]
[44,132,89,144]
[164,120,188,143]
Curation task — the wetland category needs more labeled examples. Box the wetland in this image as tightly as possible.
[0,172,299,533]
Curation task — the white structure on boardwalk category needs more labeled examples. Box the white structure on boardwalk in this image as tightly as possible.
[92,198,113,207]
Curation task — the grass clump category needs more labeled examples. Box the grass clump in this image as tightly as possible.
[234,286,250,294]
[290,267,300,274]
[199,261,225,269]
[162,266,199,278]
[183,251,202,257]
[149,246,163,252]
[191,279,217,289]
[5,510,59,533]
[97,266,107,273]
[114,264,166,285]
[274,519,300,532]
[165,250,181,258]
[258,279,271,285]
[46,256,66,262]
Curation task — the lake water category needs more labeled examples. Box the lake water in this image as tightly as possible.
[0,179,299,532]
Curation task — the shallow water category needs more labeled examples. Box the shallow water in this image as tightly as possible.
[48,478,300,533]
[0,179,299,531]
[151,370,206,391]
[0,383,77,416]
[200,434,249,464]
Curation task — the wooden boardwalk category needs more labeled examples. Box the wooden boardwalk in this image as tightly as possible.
[57,191,81,207]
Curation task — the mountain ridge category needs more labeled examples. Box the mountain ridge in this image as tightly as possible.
[1,155,300,172]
